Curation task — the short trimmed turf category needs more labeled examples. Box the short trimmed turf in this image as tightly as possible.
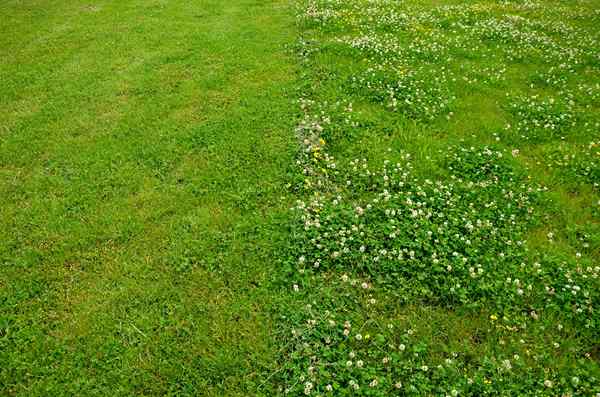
[1,0,296,395]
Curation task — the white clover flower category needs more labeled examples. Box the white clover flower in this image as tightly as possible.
[355,334,363,341]
[399,343,406,351]
[293,284,299,292]
[530,311,539,320]
[382,357,390,364]
[395,382,402,389]
[544,380,553,388]
[369,379,378,387]
[325,384,333,392]
[356,360,363,368]
[346,360,353,367]
[304,381,313,392]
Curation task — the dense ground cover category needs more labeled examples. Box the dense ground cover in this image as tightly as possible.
[268,0,600,395]
[2,0,599,395]
[0,0,296,395]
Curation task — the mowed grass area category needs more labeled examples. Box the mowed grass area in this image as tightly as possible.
[1,0,296,395]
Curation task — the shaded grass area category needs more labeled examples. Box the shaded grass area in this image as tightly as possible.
[1,0,296,395]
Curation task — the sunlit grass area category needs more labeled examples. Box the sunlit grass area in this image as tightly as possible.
[1,1,296,395]
[269,0,600,395]
[2,0,599,395]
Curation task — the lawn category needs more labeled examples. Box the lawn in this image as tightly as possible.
[1,0,600,396]
[269,0,600,395]
[1,0,296,395]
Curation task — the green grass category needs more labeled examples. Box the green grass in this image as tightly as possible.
[269,0,600,395]
[2,0,600,395]
[1,0,297,395]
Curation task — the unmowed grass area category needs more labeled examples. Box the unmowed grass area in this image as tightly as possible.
[269,0,600,395]
[1,0,296,395]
